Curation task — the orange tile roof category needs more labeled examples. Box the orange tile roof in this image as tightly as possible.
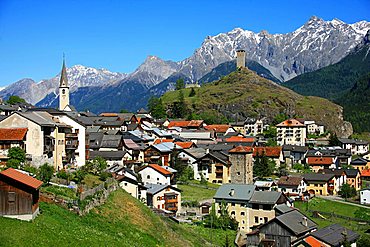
[0,168,43,189]
[276,118,305,127]
[99,113,118,117]
[253,147,282,157]
[167,120,204,128]
[204,124,230,133]
[307,157,333,165]
[361,169,370,177]
[175,142,194,149]
[153,139,174,144]
[225,136,255,143]
[304,236,325,247]
[0,128,28,141]
[147,164,172,175]
[229,146,253,153]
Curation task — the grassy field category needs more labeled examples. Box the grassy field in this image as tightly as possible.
[0,189,234,247]
[295,197,370,234]
[178,181,220,202]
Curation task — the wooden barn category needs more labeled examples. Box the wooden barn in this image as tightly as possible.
[0,168,43,221]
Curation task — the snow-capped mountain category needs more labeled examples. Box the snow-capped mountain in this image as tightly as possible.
[0,65,127,104]
[178,16,370,81]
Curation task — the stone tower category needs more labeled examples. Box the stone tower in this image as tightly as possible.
[229,146,253,184]
[236,49,246,68]
[59,57,70,111]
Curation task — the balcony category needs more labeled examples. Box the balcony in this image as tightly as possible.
[65,133,78,138]
[165,198,178,204]
[65,140,79,149]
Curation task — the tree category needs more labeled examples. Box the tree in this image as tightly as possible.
[339,183,356,200]
[172,90,187,118]
[8,147,26,163]
[273,113,289,125]
[83,157,107,175]
[204,201,238,230]
[148,96,166,119]
[7,95,26,105]
[120,109,130,113]
[253,151,275,178]
[175,78,185,90]
[329,132,341,146]
[6,159,20,169]
[37,163,54,184]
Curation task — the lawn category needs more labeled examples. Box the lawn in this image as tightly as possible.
[295,197,370,234]
[178,181,220,202]
[0,189,234,247]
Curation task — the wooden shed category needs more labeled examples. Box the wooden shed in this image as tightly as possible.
[0,168,43,221]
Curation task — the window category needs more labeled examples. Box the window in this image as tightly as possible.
[231,202,235,206]
[8,192,15,202]
[264,217,268,223]
[62,89,66,94]
[157,177,159,181]
[147,175,150,179]
[254,217,258,223]
[231,211,235,216]
[241,212,245,216]
[124,183,127,186]
[157,196,161,200]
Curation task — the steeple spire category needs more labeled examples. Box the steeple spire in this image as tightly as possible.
[59,54,69,87]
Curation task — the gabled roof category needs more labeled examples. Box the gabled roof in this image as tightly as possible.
[123,139,141,150]
[0,128,27,141]
[229,145,253,153]
[100,135,122,148]
[351,157,369,165]
[274,210,317,235]
[0,168,43,189]
[276,119,305,127]
[175,141,194,149]
[253,147,282,158]
[344,169,360,177]
[153,139,174,145]
[16,111,57,127]
[249,191,283,205]
[145,183,181,195]
[283,145,309,153]
[277,176,305,187]
[307,157,333,165]
[361,169,370,177]
[138,164,172,176]
[225,136,255,143]
[311,224,359,246]
[204,124,231,133]
[167,120,204,128]
[274,204,296,215]
[303,173,335,183]
[318,168,346,177]
[89,150,130,160]
[214,184,256,201]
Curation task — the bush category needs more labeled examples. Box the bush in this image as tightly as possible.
[22,165,38,175]
[56,170,68,179]
[6,159,20,169]
[8,147,26,163]
[99,171,112,181]
[37,163,54,184]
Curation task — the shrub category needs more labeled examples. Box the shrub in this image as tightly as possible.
[6,159,20,169]
[99,171,112,181]
[8,147,26,163]
[37,163,54,184]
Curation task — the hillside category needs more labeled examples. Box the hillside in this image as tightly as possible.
[161,68,352,137]
[283,32,370,100]
[338,73,370,132]
[0,189,235,247]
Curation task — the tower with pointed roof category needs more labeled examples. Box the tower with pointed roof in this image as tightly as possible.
[59,57,70,111]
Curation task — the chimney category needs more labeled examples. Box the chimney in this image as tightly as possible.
[302,216,308,227]
[229,189,235,197]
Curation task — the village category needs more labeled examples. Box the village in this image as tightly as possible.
[0,59,370,247]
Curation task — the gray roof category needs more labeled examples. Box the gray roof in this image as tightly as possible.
[181,148,207,159]
[275,210,317,235]
[17,111,57,127]
[123,139,141,150]
[339,138,368,145]
[303,173,334,183]
[89,132,104,149]
[145,183,181,195]
[100,135,122,148]
[282,145,308,153]
[274,204,296,215]
[344,169,360,177]
[249,191,282,205]
[351,157,369,165]
[90,150,129,160]
[311,224,359,246]
[214,184,256,202]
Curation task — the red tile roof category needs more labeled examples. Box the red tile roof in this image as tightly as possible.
[304,236,325,247]
[0,128,28,141]
[276,118,305,127]
[226,136,255,143]
[253,147,282,158]
[229,146,253,153]
[277,176,303,186]
[307,157,333,165]
[0,168,43,189]
[204,124,230,133]
[361,169,370,177]
[153,139,174,144]
[99,113,118,117]
[167,120,204,128]
[139,164,172,176]
[175,142,194,149]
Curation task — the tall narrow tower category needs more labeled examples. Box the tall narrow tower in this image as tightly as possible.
[59,57,70,111]
[236,49,246,68]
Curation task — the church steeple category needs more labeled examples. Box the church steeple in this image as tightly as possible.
[59,55,70,111]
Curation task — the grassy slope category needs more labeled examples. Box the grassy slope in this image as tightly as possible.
[295,197,370,235]
[178,181,219,202]
[0,189,235,247]
[162,68,350,136]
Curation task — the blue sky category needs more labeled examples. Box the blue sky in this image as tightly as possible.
[0,0,369,87]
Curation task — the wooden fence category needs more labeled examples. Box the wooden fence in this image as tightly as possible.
[79,178,115,200]
[309,210,370,223]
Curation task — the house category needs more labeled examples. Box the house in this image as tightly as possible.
[303,173,336,196]
[344,169,361,190]
[122,138,143,162]
[213,184,288,232]
[339,138,369,155]
[304,120,325,135]
[0,168,43,221]
[176,148,207,180]
[195,151,230,184]
[144,142,181,166]
[351,157,370,171]
[90,150,131,166]
[138,164,176,186]
[361,169,370,181]
[309,224,359,247]
[254,181,277,191]
[99,135,123,151]
[306,157,336,172]
[145,183,181,213]
[318,169,347,193]
[229,121,247,135]
[253,147,283,167]
[0,128,28,162]
[360,187,370,205]
[244,118,264,136]
[177,130,215,143]
[276,119,307,146]
[167,120,204,130]
[282,145,308,167]
[277,176,307,198]
[245,209,317,247]
[204,124,236,137]
[229,146,253,184]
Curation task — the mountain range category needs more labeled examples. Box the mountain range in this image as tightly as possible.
[0,16,369,113]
